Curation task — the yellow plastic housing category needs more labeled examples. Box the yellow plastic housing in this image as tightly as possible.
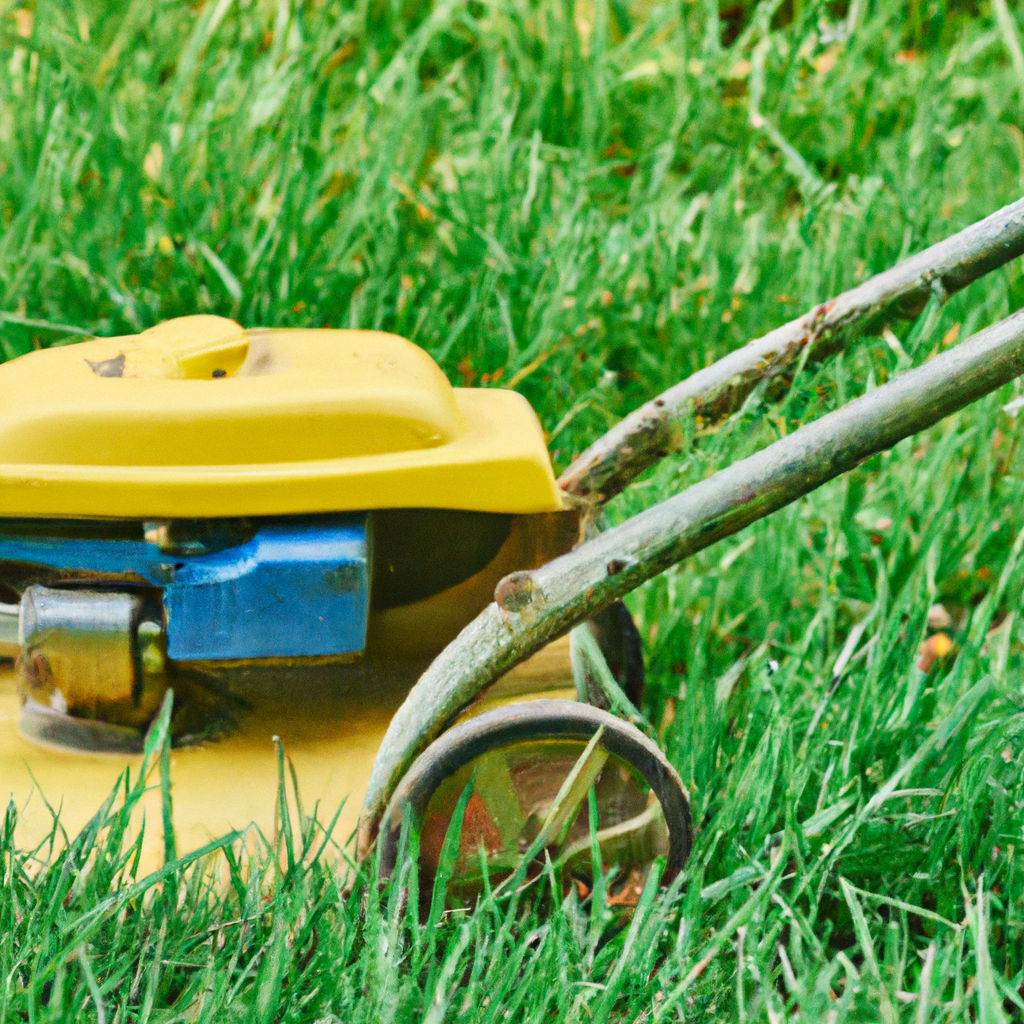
[0,316,565,517]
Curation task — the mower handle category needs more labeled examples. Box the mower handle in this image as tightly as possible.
[559,195,1024,504]
[358,303,1024,857]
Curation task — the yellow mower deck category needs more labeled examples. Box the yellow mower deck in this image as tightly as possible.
[0,316,564,518]
[0,641,576,869]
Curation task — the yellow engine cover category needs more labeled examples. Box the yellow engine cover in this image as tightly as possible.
[0,316,564,518]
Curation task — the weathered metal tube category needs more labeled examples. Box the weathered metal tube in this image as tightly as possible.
[359,305,1024,853]
[559,195,1024,503]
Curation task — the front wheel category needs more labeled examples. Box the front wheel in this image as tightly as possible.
[378,699,691,910]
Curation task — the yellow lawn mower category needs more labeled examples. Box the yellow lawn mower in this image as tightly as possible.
[2,196,1024,908]
[0,313,688,904]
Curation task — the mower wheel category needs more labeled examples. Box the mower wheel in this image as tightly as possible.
[378,699,690,909]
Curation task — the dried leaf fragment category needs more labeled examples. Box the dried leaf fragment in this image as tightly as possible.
[927,604,953,630]
[918,632,954,672]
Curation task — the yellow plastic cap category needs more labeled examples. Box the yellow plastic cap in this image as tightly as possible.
[0,317,565,518]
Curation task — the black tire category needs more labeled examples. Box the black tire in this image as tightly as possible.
[379,699,691,889]
[587,600,646,707]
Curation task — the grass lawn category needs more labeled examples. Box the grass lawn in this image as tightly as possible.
[3,0,1024,1019]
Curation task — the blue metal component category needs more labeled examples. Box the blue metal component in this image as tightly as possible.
[0,516,370,662]
[0,533,171,584]
[164,521,368,660]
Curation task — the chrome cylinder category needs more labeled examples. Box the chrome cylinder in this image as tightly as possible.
[0,601,18,658]
[18,585,166,727]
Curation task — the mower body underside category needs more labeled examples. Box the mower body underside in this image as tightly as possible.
[0,636,577,870]
[0,515,370,662]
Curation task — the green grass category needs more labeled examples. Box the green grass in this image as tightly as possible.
[3,0,1024,1019]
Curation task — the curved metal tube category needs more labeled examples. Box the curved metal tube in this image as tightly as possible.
[358,306,1024,856]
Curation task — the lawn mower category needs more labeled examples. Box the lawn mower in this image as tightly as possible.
[2,196,1024,908]
[0,312,688,902]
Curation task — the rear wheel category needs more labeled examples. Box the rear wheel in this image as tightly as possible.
[379,699,690,910]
